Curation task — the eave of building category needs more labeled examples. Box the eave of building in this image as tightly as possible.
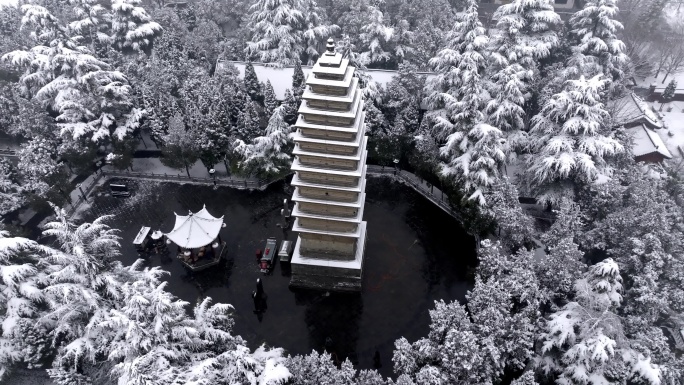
[290,173,367,193]
[290,225,367,269]
[293,137,367,161]
[311,58,349,77]
[292,218,363,238]
[291,130,366,148]
[294,108,365,135]
[305,65,354,89]
[292,200,366,223]
[291,152,368,177]
[302,78,358,105]
[298,88,362,120]
[292,190,366,209]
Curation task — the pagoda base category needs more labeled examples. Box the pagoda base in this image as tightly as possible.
[289,222,367,292]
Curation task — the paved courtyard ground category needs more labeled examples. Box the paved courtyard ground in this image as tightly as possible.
[79,176,477,376]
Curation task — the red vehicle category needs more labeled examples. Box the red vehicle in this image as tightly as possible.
[260,238,278,273]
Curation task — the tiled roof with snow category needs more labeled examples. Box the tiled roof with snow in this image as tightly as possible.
[610,92,663,129]
[627,124,673,159]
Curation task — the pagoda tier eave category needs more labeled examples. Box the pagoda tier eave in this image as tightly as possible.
[293,138,368,160]
[291,131,367,148]
[298,88,361,120]
[292,200,366,223]
[291,153,367,177]
[305,65,355,89]
[292,218,363,238]
[290,173,366,193]
[290,224,367,270]
[292,190,366,208]
[293,108,366,134]
[302,78,358,104]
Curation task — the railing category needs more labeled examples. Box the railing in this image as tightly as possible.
[63,171,105,216]
[0,148,18,157]
[366,165,462,221]
[98,168,293,191]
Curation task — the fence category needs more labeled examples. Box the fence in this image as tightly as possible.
[63,171,105,216]
[366,165,462,221]
[98,168,292,191]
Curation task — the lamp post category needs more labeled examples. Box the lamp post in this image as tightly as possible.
[393,159,399,175]
[77,183,88,202]
[209,168,216,188]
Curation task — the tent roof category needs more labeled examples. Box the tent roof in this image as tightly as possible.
[165,205,224,248]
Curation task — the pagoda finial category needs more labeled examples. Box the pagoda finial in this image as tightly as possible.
[325,38,335,56]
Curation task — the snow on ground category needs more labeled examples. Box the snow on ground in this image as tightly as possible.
[637,72,684,91]
[650,100,684,158]
[0,0,18,8]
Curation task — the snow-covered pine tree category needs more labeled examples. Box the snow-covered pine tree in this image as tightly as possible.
[292,58,306,101]
[443,123,506,206]
[244,62,264,104]
[263,80,279,117]
[411,116,440,175]
[67,0,110,51]
[2,5,144,145]
[234,106,292,175]
[282,88,300,125]
[359,1,394,66]
[525,75,624,205]
[393,300,489,384]
[489,0,561,79]
[567,0,628,95]
[0,82,53,139]
[234,99,263,142]
[426,0,488,143]
[392,18,414,65]
[485,63,528,156]
[485,178,534,250]
[0,231,52,379]
[160,113,200,177]
[538,258,663,385]
[245,0,307,66]
[286,351,357,384]
[109,0,162,53]
[302,0,339,65]
[41,210,142,383]
[0,160,24,217]
[660,79,677,111]
[17,137,70,204]
[430,0,500,205]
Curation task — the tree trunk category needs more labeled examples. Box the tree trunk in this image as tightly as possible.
[185,163,191,178]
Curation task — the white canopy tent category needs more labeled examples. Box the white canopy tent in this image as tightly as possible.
[165,205,225,249]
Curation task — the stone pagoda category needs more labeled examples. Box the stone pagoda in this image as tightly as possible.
[289,38,368,292]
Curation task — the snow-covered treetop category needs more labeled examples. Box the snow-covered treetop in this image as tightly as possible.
[491,0,560,69]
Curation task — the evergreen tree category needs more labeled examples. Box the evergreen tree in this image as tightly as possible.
[525,76,624,205]
[567,0,628,95]
[426,0,489,142]
[538,259,663,385]
[485,178,535,250]
[234,106,292,175]
[109,0,162,53]
[160,113,200,177]
[489,0,561,80]
[282,88,300,125]
[263,80,279,117]
[429,0,497,204]
[292,59,306,101]
[302,0,339,65]
[359,1,394,66]
[67,0,110,51]
[244,62,264,104]
[234,99,263,142]
[0,231,51,379]
[245,0,307,66]
[2,5,144,145]
[442,123,506,206]
[485,63,528,156]
[0,159,25,217]
[17,137,71,205]
[659,79,677,111]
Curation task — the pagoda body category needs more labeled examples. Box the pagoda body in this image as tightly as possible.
[289,40,368,292]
